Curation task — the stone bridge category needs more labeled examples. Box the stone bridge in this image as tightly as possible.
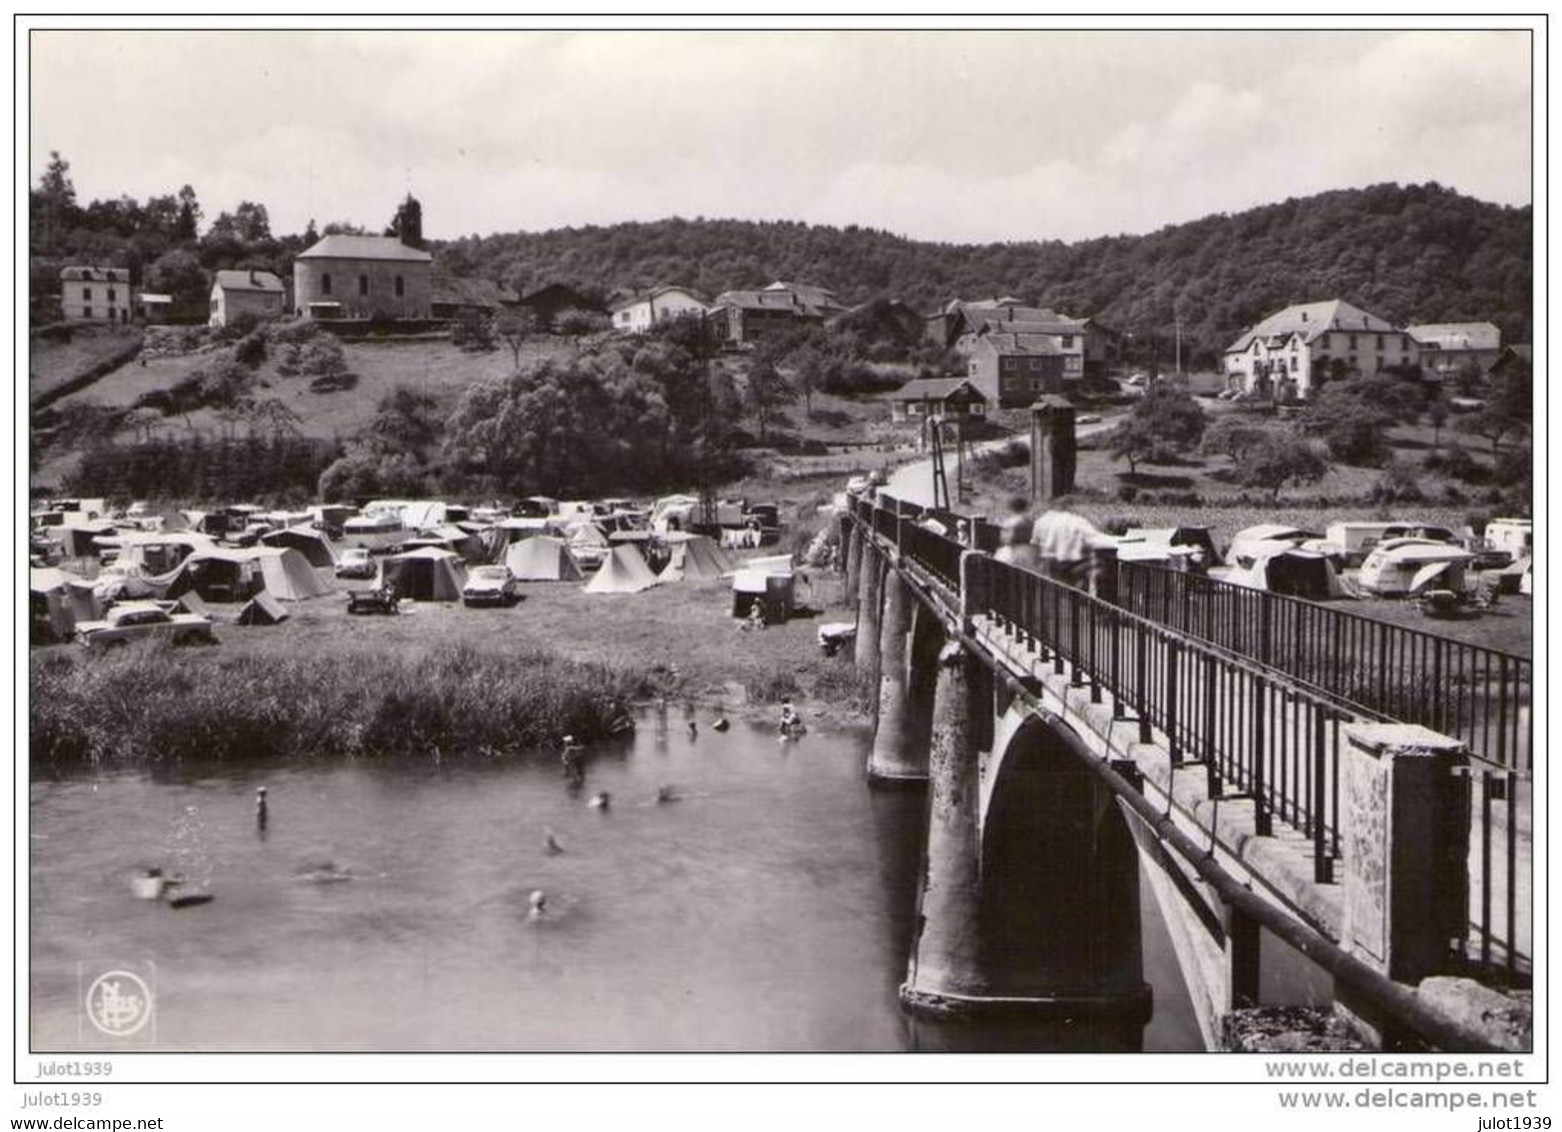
[840,492,1530,1052]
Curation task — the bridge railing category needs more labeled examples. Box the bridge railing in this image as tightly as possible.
[1115,560,1532,774]
[847,494,1527,977]
[973,552,1346,885]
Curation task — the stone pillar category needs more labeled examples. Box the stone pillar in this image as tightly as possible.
[1029,395,1077,501]
[868,569,926,784]
[834,512,851,574]
[1336,722,1471,1046]
[901,642,987,1010]
[844,521,863,606]
[854,543,884,682]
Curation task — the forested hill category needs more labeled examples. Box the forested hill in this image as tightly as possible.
[436,183,1531,364]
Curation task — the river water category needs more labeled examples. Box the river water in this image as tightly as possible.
[30,710,1200,1052]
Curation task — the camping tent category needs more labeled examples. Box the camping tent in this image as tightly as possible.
[30,567,83,639]
[744,553,794,576]
[731,569,796,622]
[1228,524,1319,568]
[583,544,658,594]
[237,592,289,625]
[1358,540,1474,597]
[108,531,214,576]
[261,526,340,568]
[505,536,583,582]
[1225,548,1345,599]
[165,547,332,603]
[659,535,737,582]
[381,547,467,601]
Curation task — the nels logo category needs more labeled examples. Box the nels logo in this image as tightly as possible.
[83,968,154,1039]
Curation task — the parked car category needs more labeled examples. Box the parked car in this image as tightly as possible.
[462,565,523,607]
[75,602,216,649]
[335,547,377,580]
[1076,413,1103,425]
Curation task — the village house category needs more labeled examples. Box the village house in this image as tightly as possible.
[1224,298,1419,400]
[430,270,520,319]
[710,279,845,345]
[517,283,606,331]
[964,332,1066,407]
[1408,321,1503,378]
[886,376,989,423]
[60,265,133,323]
[610,286,709,334]
[209,269,287,327]
[931,298,1118,381]
[293,234,433,320]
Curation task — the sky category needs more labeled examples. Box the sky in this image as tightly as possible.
[28,28,1534,245]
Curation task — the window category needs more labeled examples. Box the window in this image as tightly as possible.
[108,287,116,302]
[969,403,985,416]
[83,307,92,319]
[359,275,369,296]
[395,275,405,298]
[1061,335,1074,348]
[83,287,92,301]
[1376,335,1384,351]
[322,273,332,296]
[908,402,926,416]
[211,298,219,312]
[1349,334,1357,349]
[1290,356,1298,372]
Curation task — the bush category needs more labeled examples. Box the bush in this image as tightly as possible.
[1439,445,1489,484]
[233,330,267,367]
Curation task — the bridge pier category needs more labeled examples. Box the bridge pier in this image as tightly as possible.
[854,542,885,681]
[868,567,926,784]
[843,521,863,606]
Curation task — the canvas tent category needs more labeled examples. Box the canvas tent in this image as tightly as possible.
[260,526,340,568]
[30,567,83,640]
[237,592,289,625]
[1358,540,1474,597]
[583,544,658,594]
[731,570,795,622]
[659,535,737,582]
[381,547,467,601]
[505,536,584,582]
[107,531,214,577]
[165,547,332,603]
[1224,548,1345,599]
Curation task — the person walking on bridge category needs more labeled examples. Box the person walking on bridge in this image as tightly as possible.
[1031,509,1108,588]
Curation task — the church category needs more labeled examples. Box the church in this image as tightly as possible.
[293,195,434,320]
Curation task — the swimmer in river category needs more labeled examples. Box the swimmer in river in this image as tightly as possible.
[589,792,611,811]
[561,735,585,784]
[687,720,698,740]
[255,786,268,831]
[779,698,803,736]
[528,889,547,919]
[544,828,564,855]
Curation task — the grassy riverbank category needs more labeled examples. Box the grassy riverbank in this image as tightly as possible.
[30,573,875,771]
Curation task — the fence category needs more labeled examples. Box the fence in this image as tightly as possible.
[848,492,1528,980]
[1115,560,1532,773]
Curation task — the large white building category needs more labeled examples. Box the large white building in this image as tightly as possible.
[1224,299,1419,400]
[610,286,708,334]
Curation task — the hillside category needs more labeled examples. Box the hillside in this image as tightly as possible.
[436,183,1531,364]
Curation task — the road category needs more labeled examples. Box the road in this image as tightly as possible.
[884,415,1121,508]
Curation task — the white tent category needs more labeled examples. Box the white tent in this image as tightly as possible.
[659,535,737,582]
[1228,524,1319,568]
[381,547,467,602]
[1223,547,1345,599]
[744,553,795,576]
[506,536,583,582]
[1358,540,1474,596]
[165,547,332,602]
[107,531,215,576]
[583,544,659,594]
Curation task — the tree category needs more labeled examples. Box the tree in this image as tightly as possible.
[302,218,319,246]
[1109,383,1206,474]
[1300,377,1420,465]
[146,248,208,308]
[744,356,794,443]
[386,194,424,249]
[1231,430,1328,500]
[1457,407,1526,456]
[366,385,441,457]
[789,343,826,417]
[32,150,78,251]
[1108,415,1179,477]
[175,185,201,241]
[1199,415,1272,463]
[494,309,536,369]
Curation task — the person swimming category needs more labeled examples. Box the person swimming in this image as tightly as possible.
[588,792,611,811]
[687,720,698,740]
[255,786,269,831]
[561,735,585,784]
[779,699,804,736]
[528,889,547,919]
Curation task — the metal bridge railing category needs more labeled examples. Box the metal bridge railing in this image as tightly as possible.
[846,493,1527,979]
[1116,560,1532,774]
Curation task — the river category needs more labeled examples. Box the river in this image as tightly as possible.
[30,709,1201,1052]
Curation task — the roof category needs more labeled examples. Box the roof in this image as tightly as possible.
[431,270,519,309]
[213,269,285,294]
[763,280,846,314]
[61,265,128,282]
[1225,299,1401,355]
[296,235,433,263]
[890,377,987,402]
[974,332,1063,356]
[714,289,815,313]
[137,293,173,303]
[1406,322,1501,351]
[609,285,708,313]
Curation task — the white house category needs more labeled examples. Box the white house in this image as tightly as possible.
[210,270,287,327]
[1408,321,1503,378]
[1224,299,1419,400]
[610,286,709,334]
[60,266,133,323]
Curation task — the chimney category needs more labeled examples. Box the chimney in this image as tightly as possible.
[250,270,259,286]
[1301,311,1308,322]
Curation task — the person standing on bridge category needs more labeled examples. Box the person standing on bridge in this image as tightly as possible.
[1031,509,1108,587]
[993,497,1039,571]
